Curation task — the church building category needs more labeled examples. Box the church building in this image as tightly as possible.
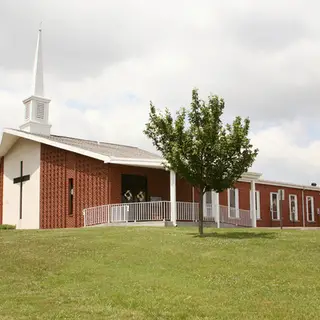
[0,29,319,229]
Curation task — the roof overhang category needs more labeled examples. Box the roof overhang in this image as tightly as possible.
[0,128,263,181]
[256,179,320,191]
[106,157,164,169]
[0,132,20,158]
[240,171,263,182]
[0,128,165,169]
[0,128,111,162]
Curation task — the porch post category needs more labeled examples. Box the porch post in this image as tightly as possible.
[210,190,214,223]
[203,192,207,218]
[170,170,177,226]
[211,190,220,228]
[251,180,257,228]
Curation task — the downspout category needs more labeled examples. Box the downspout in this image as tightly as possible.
[107,164,111,224]
[302,188,305,227]
[192,186,195,221]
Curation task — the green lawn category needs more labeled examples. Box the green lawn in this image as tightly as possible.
[0,227,319,320]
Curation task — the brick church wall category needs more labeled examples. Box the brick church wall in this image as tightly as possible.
[256,184,304,228]
[0,157,3,224]
[40,144,195,229]
[218,181,320,227]
[218,181,251,209]
[256,183,320,228]
[40,145,194,229]
[40,144,109,228]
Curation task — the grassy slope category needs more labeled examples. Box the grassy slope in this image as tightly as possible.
[0,227,319,320]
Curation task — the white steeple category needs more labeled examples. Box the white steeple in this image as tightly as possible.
[32,22,44,97]
[20,25,52,136]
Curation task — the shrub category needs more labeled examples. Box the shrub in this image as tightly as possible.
[0,224,16,230]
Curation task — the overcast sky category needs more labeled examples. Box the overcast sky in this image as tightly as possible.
[1,0,320,185]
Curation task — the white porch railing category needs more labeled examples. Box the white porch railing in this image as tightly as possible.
[84,205,109,226]
[176,202,217,221]
[204,203,216,221]
[177,201,199,221]
[110,201,171,222]
[83,201,171,227]
[83,201,252,227]
[219,205,252,227]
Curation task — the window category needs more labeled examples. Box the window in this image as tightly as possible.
[289,194,298,221]
[270,192,279,220]
[25,103,30,120]
[68,178,74,215]
[228,188,239,218]
[250,190,261,220]
[306,196,315,222]
[205,191,212,204]
[36,102,45,119]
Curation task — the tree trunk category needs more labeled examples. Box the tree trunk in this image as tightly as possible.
[199,192,204,235]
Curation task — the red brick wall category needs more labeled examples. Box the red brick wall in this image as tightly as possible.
[0,157,3,225]
[303,189,320,227]
[257,184,300,228]
[219,181,251,209]
[108,165,193,203]
[39,143,320,229]
[40,144,109,228]
[40,145,194,229]
[216,181,320,228]
[256,183,320,228]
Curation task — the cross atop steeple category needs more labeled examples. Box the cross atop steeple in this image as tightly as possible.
[20,25,52,136]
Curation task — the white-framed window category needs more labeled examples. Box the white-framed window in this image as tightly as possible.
[270,192,280,220]
[228,188,239,218]
[289,194,298,221]
[205,191,212,204]
[306,196,315,222]
[250,190,261,220]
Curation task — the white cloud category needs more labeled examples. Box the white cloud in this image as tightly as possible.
[1,0,320,185]
[251,121,320,184]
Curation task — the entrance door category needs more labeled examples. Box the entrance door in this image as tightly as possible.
[121,174,148,221]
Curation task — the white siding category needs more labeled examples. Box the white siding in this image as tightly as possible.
[3,138,40,229]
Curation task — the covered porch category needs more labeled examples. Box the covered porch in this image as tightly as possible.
[83,169,261,228]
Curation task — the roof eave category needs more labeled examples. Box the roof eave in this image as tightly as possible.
[256,179,320,191]
[240,171,263,181]
[106,156,165,169]
[1,128,111,163]
[0,132,20,157]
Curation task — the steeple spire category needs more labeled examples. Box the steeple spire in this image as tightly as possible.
[32,23,44,97]
[20,25,52,136]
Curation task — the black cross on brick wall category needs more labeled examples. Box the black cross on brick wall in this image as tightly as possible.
[13,161,30,220]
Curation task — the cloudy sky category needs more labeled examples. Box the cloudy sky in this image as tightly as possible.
[1,0,320,185]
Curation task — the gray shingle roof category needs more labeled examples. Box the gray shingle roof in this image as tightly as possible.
[9,129,162,160]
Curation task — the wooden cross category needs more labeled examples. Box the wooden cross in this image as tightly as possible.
[13,161,30,220]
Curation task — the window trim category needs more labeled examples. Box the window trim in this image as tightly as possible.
[270,192,280,220]
[306,196,315,222]
[250,190,261,220]
[68,178,74,216]
[228,188,239,218]
[288,194,298,222]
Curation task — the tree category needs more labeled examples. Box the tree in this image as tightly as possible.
[144,88,259,235]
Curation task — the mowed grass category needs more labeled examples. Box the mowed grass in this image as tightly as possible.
[0,227,319,320]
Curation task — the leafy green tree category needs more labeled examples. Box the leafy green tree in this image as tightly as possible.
[144,88,259,235]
